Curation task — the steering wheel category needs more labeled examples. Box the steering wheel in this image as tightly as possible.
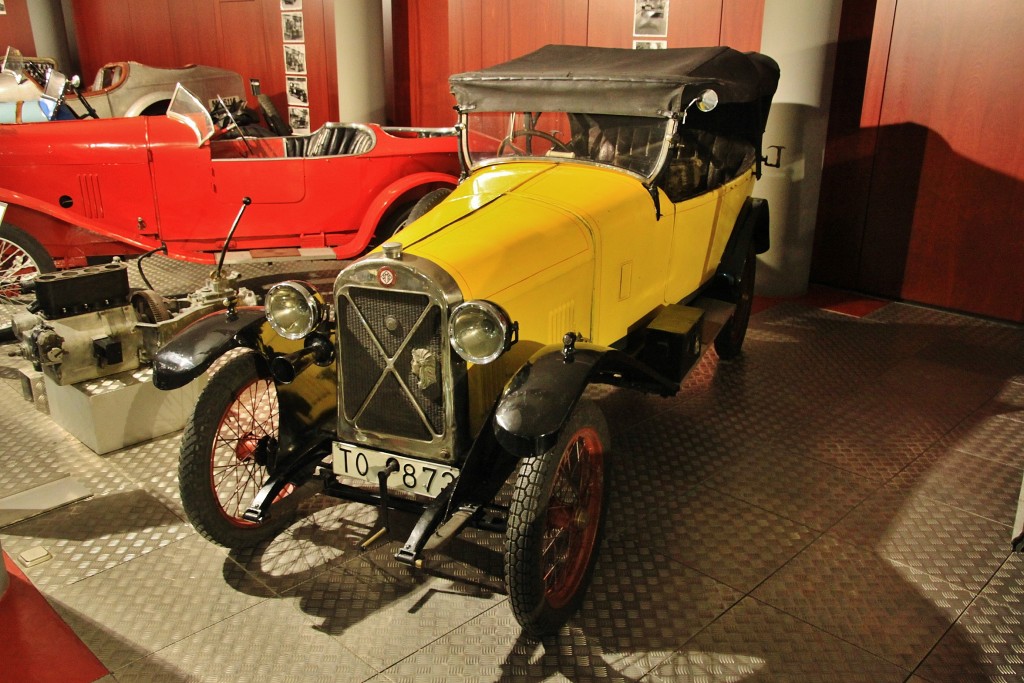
[498,128,573,156]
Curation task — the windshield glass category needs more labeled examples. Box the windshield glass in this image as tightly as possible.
[167,84,215,146]
[1,47,25,83]
[463,110,670,180]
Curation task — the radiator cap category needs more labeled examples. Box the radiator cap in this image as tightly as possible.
[381,241,403,259]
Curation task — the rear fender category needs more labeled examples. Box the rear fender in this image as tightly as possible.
[152,307,267,390]
[493,341,678,457]
[712,196,769,301]
[357,172,459,242]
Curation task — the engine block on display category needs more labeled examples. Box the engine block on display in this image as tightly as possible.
[12,261,259,386]
[13,263,140,385]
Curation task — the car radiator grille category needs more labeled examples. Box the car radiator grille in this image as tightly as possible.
[338,287,446,442]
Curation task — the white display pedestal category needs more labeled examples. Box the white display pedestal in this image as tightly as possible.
[44,367,207,455]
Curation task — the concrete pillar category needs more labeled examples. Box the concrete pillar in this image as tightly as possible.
[334,0,387,123]
[754,0,843,296]
[26,0,73,73]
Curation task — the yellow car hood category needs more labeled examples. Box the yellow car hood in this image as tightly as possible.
[394,162,601,301]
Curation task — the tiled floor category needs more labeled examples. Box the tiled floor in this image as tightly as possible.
[2,269,1023,682]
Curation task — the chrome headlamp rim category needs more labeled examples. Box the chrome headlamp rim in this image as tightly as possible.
[265,280,326,340]
[448,299,515,365]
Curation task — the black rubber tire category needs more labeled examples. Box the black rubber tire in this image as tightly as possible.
[0,222,56,329]
[367,203,415,251]
[405,187,453,225]
[504,399,609,637]
[258,93,291,136]
[179,352,298,548]
[714,238,756,360]
[139,100,170,116]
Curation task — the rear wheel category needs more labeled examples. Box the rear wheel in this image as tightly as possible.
[504,399,609,637]
[367,203,414,251]
[406,187,453,225]
[714,239,756,360]
[179,352,298,548]
[0,223,56,330]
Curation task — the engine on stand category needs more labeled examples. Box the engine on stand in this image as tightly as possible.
[11,260,256,386]
[7,259,257,454]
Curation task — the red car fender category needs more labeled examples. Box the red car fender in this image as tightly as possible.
[357,171,459,242]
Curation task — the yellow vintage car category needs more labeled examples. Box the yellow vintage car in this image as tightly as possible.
[154,45,780,636]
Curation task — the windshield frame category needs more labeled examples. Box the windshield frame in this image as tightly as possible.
[457,108,678,185]
[167,83,215,146]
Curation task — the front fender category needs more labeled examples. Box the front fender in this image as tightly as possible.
[152,307,266,390]
[494,342,678,457]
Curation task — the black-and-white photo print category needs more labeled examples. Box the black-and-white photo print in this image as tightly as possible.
[281,0,302,9]
[289,106,310,134]
[633,40,667,50]
[284,44,307,74]
[0,1,7,16]
[633,0,669,37]
[286,75,309,105]
[282,11,304,42]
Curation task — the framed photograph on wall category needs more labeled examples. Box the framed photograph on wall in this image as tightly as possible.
[633,40,668,50]
[286,75,309,106]
[0,1,7,16]
[633,0,669,38]
[282,12,304,42]
[289,106,310,135]
[281,0,302,9]
[284,44,307,74]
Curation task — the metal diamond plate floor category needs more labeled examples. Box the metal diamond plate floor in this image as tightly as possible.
[3,274,1024,683]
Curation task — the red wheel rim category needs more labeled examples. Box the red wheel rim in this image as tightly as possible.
[209,375,285,527]
[541,426,605,609]
[0,237,42,309]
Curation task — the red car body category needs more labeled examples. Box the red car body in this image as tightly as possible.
[0,114,461,267]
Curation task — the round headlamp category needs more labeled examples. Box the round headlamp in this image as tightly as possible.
[265,281,325,340]
[449,300,516,364]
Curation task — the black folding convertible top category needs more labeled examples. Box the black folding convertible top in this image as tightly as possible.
[449,45,780,120]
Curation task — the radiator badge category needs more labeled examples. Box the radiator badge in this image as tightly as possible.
[377,266,396,287]
[410,347,437,390]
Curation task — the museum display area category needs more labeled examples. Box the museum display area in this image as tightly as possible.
[1,1,1023,682]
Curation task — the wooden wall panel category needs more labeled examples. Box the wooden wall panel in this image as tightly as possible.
[425,0,763,127]
[877,0,1024,320]
[721,0,764,51]
[404,0,451,127]
[586,0,722,48]
[0,0,37,56]
[811,0,880,289]
[815,0,1024,321]
[69,0,338,128]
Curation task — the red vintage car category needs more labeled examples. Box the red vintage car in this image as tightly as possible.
[0,86,461,320]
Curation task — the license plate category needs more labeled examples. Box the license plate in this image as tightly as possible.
[332,442,457,498]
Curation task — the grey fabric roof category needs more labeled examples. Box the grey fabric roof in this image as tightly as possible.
[449,45,780,117]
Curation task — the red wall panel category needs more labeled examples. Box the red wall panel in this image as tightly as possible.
[69,0,338,128]
[420,0,763,127]
[0,0,37,56]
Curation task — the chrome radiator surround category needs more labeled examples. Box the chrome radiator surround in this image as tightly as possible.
[333,253,466,464]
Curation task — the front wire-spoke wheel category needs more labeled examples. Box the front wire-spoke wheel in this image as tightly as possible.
[0,223,55,330]
[505,399,609,637]
[179,352,298,548]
